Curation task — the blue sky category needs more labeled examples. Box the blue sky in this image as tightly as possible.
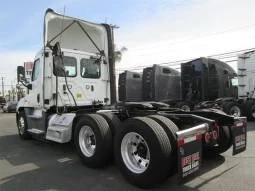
[0,0,180,50]
[0,0,255,91]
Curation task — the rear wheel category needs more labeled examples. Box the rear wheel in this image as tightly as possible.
[176,102,192,111]
[223,101,242,117]
[202,126,232,158]
[114,117,171,188]
[148,115,179,177]
[74,114,112,168]
[98,112,121,137]
[17,111,31,140]
[243,100,255,121]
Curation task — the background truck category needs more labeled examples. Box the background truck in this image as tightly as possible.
[118,64,181,103]
[194,53,255,121]
[119,56,255,120]
[15,8,247,188]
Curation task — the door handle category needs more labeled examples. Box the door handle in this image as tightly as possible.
[37,94,40,103]
[91,85,94,91]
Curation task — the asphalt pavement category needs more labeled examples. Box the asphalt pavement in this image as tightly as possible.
[0,111,255,191]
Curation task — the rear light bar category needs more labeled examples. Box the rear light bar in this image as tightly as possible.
[233,121,247,128]
[178,134,202,146]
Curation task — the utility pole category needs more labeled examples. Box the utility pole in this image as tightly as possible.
[110,24,119,49]
[109,24,119,104]
[1,77,4,97]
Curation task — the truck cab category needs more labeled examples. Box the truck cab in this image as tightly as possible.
[16,8,115,139]
[181,57,238,103]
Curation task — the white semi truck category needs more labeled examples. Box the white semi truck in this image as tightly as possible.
[16,9,247,188]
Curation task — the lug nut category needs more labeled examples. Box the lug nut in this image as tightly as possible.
[134,151,138,155]
[138,159,142,163]
[136,135,139,139]
[145,163,148,167]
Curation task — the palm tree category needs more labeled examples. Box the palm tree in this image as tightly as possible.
[114,45,127,63]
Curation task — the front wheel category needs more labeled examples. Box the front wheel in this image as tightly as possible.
[243,100,255,121]
[223,101,242,117]
[17,111,31,140]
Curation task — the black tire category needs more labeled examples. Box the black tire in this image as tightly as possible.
[243,100,255,121]
[219,102,228,110]
[176,101,192,111]
[223,101,242,117]
[74,114,112,168]
[98,112,121,137]
[148,115,179,178]
[202,126,232,158]
[17,111,31,140]
[114,117,171,188]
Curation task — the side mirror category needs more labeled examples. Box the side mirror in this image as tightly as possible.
[17,66,25,82]
[52,42,62,57]
[223,69,229,75]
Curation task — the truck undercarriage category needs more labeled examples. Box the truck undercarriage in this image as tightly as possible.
[15,8,248,189]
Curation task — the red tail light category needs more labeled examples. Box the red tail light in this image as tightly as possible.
[213,131,217,139]
[205,132,210,142]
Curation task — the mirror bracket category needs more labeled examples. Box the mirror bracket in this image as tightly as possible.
[27,84,32,90]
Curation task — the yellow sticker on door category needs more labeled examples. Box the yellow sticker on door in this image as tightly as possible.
[76,93,82,98]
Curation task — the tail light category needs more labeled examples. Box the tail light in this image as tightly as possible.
[204,132,210,142]
[212,131,218,139]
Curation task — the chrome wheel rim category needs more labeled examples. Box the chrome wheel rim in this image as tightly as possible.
[121,132,150,174]
[181,105,191,111]
[251,105,255,118]
[230,106,241,117]
[79,126,96,157]
[18,117,25,134]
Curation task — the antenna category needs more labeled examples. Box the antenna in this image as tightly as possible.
[59,5,66,46]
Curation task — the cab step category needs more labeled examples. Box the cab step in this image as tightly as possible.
[27,128,44,135]
[27,115,42,119]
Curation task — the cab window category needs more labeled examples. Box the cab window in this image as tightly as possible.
[80,59,101,79]
[32,59,40,81]
[53,56,77,77]
[231,77,238,86]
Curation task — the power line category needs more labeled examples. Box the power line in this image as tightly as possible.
[129,23,255,52]
[116,47,255,72]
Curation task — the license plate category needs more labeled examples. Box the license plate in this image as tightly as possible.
[177,134,202,183]
[232,120,247,156]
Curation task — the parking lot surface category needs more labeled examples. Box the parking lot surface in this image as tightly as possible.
[0,111,255,191]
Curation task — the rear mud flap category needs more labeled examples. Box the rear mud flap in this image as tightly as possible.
[177,134,202,183]
[232,119,247,156]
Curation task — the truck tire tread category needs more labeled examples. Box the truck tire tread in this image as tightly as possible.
[74,114,112,168]
[148,115,179,178]
[98,112,121,136]
[114,117,171,188]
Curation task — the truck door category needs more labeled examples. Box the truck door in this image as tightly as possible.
[25,58,42,108]
[53,52,109,106]
[80,56,108,104]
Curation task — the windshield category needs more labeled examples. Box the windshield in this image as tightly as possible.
[231,77,238,86]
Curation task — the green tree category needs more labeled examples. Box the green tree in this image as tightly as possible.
[114,45,127,63]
